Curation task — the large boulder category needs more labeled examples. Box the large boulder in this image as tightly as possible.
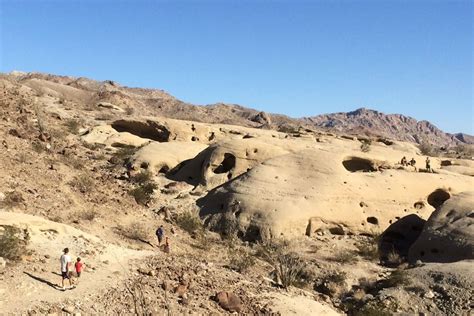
[197,148,473,241]
[408,191,474,263]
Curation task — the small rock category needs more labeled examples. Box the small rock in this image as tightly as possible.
[424,290,435,299]
[62,306,75,314]
[215,291,242,313]
[0,257,6,271]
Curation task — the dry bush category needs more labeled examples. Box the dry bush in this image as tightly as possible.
[384,269,410,288]
[226,235,256,273]
[109,146,138,166]
[0,191,24,209]
[0,226,29,261]
[69,174,95,193]
[31,141,46,153]
[332,250,358,264]
[132,171,153,185]
[175,211,203,235]
[356,241,379,261]
[125,107,135,115]
[65,119,80,134]
[386,249,402,266]
[74,209,99,221]
[256,240,309,288]
[83,142,104,151]
[315,271,347,298]
[129,182,157,206]
[119,222,148,241]
[418,140,437,156]
[360,140,372,153]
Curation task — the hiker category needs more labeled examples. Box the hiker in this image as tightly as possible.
[410,158,417,171]
[156,225,164,246]
[60,248,74,290]
[401,156,407,166]
[425,157,431,172]
[164,236,170,254]
[74,257,84,284]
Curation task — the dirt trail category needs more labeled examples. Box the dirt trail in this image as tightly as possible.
[0,211,153,314]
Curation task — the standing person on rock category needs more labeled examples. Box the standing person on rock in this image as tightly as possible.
[156,225,165,247]
[425,157,431,172]
[60,248,74,290]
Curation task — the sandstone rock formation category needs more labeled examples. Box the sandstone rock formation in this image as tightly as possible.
[408,191,474,263]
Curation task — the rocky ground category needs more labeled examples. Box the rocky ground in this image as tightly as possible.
[0,72,473,315]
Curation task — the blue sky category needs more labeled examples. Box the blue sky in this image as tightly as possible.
[0,0,472,133]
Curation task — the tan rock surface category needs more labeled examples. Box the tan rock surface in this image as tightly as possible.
[408,191,474,263]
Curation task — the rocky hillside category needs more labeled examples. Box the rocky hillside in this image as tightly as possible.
[3,71,471,148]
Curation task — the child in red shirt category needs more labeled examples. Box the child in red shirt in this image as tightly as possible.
[75,257,84,282]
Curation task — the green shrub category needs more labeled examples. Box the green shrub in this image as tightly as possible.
[69,174,95,193]
[129,181,157,205]
[119,222,148,241]
[356,241,379,261]
[175,211,203,234]
[132,171,153,185]
[65,119,80,134]
[0,226,29,261]
[109,146,138,166]
[332,250,358,264]
[384,269,410,287]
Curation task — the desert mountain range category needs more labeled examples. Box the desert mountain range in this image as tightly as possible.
[4,71,472,147]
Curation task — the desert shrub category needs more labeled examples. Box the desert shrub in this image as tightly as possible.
[332,250,358,264]
[31,141,46,153]
[360,140,372,152]
[65,119,80,134]
[132,171,153,185]
[0,191,24,209]
[315,271,348,297]
[386,249,402,266]
[384,269,410,288]
[119,222,148,241]
[175,211,203,234]
[75,209,99,221]
[125,107,135,115]
[109,146,138,166]
[255,240,309,288]
[129,182,157,205]
[61,156,84,170]
[418,140,436,156]
[226,235,256,273]
[356,241,379,261]
[83,142,104,151]
[0,226,29,261]
[69,174,95,193]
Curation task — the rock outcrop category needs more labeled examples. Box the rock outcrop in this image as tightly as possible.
[408,191,474,263]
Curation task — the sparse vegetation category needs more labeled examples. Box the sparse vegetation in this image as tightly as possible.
[132,170,153,185]
[332,250,358,264]
[0,191,24,209]
[356,240,380,261]
[129,180,157,205]
[69,174,95,193]
[360,139,372,152]
[175,211,203,234]
[109,145,138,167]
[125,107,135,115]
[384,269,410,288]
[119,222,148,241]
[0,226,29,261]
[65,119,81,134]
[315,271,347,297]
[256,240,309,288]
[31,141,46,153]
[226,235,256,273]
[74,209,99,221]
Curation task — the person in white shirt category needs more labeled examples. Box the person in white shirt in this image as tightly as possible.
[60,248,73,290]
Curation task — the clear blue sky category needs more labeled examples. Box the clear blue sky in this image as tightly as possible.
[1,0,472,133]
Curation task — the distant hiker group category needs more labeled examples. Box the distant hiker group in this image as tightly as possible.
[400,156,432,172]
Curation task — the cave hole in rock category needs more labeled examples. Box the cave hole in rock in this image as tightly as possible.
[366,216,379,225]
[158,165,170,174]
[111,120,170,142]
[213,153,236,174]
[140,162,149,169]
[342,157,377,172]
[413,201,425,209]
[427,189,451,208]
[191,136,199,142]
[440,160,453,166]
